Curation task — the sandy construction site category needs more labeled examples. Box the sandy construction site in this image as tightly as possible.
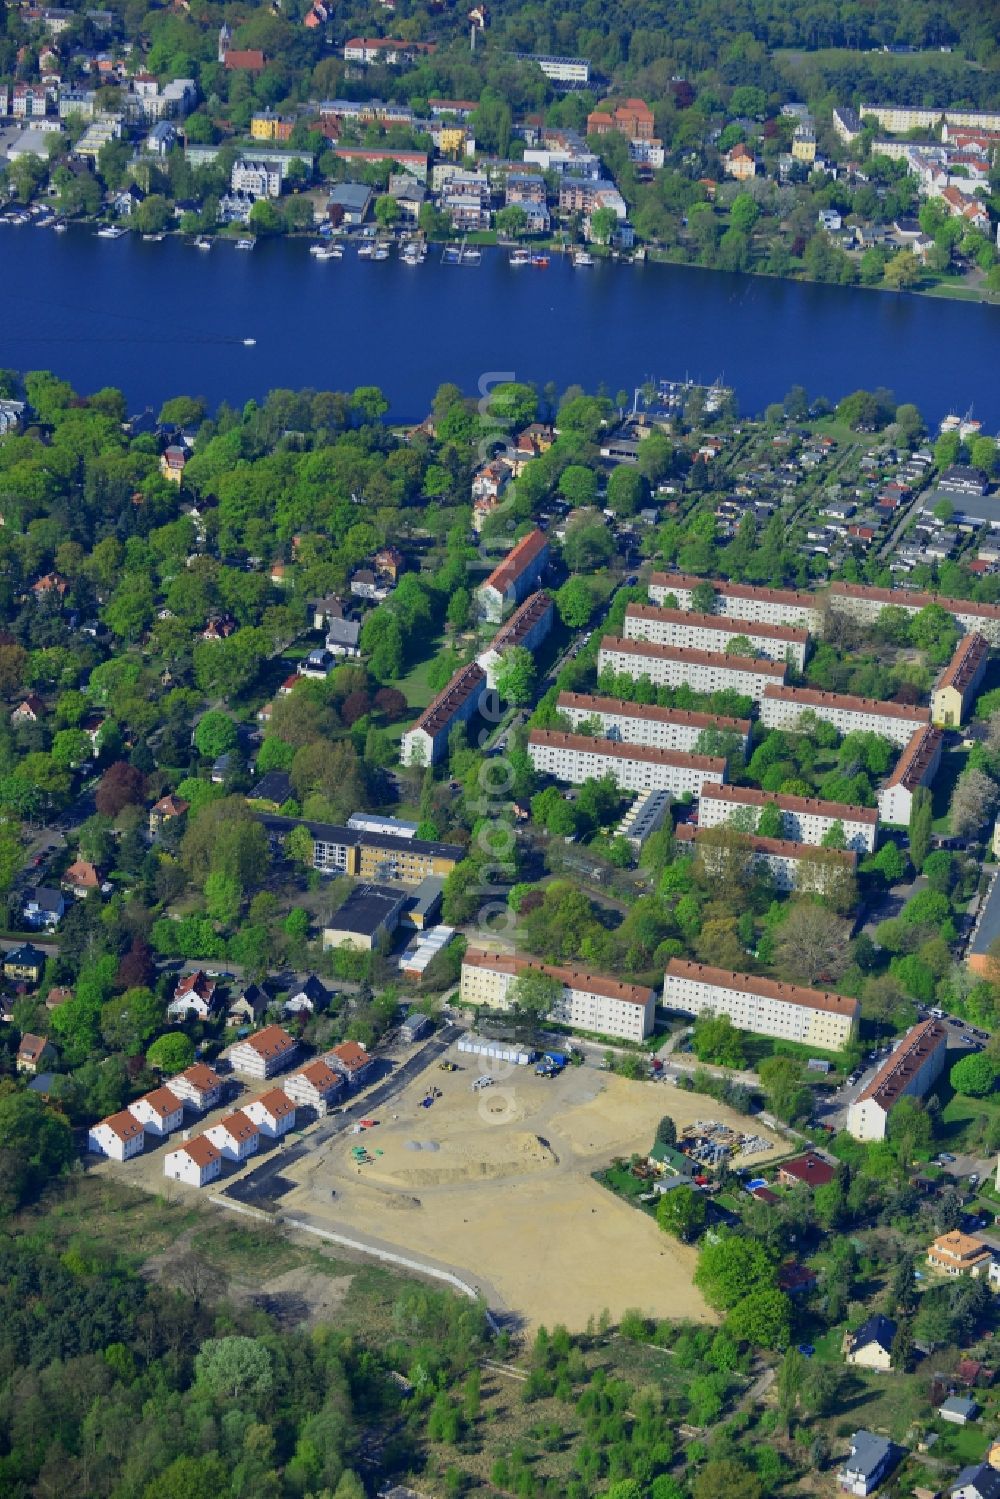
[281,1054,783,1333]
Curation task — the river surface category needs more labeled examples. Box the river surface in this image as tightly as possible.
[2,224,999,424]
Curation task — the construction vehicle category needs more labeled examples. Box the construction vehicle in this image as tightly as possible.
[535,1052,568,1077]
[439,1060,459,1072]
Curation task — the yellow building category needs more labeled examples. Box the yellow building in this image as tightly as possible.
[791,127,816,163]
[251,112,294,142]
[931,631,989,728]
[927,1230,995,1280]
[723,143,756,180]
[437,124,466,157]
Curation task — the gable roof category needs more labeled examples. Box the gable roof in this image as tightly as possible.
[851,1313,896,1352]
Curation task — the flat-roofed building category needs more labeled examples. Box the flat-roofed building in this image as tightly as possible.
[877,725,943,825]
[663,959,859,1049]
[556,692,751,755]
[828,581,1000,646]
[400,661,491,766]
[477,529,550,622]
[477,590,554,689]
[674,822,858,895]
[527,729,726,797]
[322,883,408,951]
[624,602,809,669]
[599,635,786,701]
[846,1019,948,1140]
[759,683,930,748]
[932,632,990,727]
[698,782,878,853]
[256,813,464,883]
[648,572,825,632]
[461,949,656,1041]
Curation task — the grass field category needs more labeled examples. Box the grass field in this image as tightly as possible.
[932,747,970,832]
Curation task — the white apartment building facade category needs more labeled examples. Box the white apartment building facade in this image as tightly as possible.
[163,1136,223,1188]
[847,1019,948,1141]
[476,529,550,623]
[877,725,943,825]
[759,684,931,748]
[477,590,554,689]
[663,959,859,1049]
[624,603,808,670]
[556,692,750,755]
[401,660,491,766]
[828,582,1000,647]
[675,824,858,895]
[647,573,825,633]
[858,104,1000,134]
[227,1024,297,1079]
[527,729,725,797]
[698,783,878,853]
[461,950,655,1041]
[599,636,786,700]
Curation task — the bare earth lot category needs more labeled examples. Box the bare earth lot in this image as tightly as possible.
[281,1055,783,1333]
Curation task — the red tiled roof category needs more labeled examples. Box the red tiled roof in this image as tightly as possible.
[328,1040,371,1070]
[240,1024,295,1060]
[698,781,877,824]
[557,691,749,735]
[762,683,931,723]
[665,958,859,1019]
[482,528,548,596]
[252,1087,295,1119]
[936,631,989,694]
[101,1109,144,1142]
[648,573,821,611]
[176,1134,221,1166]
[626,602,808,644]
[855,1019,947,1110]
[464,948,654,1007]
[528,728,725,772]
[600,635,786,677]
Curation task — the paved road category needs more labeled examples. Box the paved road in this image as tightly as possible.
[225,1025,457,1207]
[817,1018,977,1132]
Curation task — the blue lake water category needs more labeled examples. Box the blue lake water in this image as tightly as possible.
[3,224,999,424]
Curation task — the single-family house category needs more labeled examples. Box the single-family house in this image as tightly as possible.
[61,859,102,898]
[128,1086,184,1137]
[283,974,331,1015]
[950,1463,1000,1499]
[283,1058,345,1115]
[205,1111,261,1163]
[837,1431,898,1496]
[89,1109,146,1162]
[928,1230,995,1280]
[324,1040,375,1087]
[16,1033,55,1074]
[374,545,405,582]
[11,695,45,725]
[778,1261,818,1297]
[22,886,65,931]
[3,944,47,985]
[844,1314,896,1371]
[168,1062,224,1112]
[325,616,362,657]
[45,985,73,1011]
[777,1152,836,1190]
[939,1395,979,1425]
[240,1087,296,1138]
[149,793,190,837]
[227,983,270,1027]
[228,1024,298,1079]
[163,1135,223,1187]
[159,445,187,483]
[167,970,218,1021]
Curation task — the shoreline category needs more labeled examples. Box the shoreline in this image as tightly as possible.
[5,208,997,307]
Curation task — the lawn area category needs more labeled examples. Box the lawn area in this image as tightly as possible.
[931,748,969,833]
[937,1083,1000,1152]
[931,1418,990,1466]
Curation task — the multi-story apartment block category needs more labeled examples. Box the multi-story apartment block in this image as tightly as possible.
[647,573,825,633]
[859,104,1000,135]
[256,813,464,882]
[556,692,750,755]
[461,949,655,1041]
[527,729,726,797]
[401,661,492,766]
[599,635,786,700]
[586,97,655,140]
[477,529,550,623]
[846,1019,948,1141]
[13,83,49,118]
[674,823,858,895]
[251,110,295,141]
[759,684,931,748]
[698,783,878,853]
[476,590,554,689]
[877,725,943,825]
[231,159,283,199]
[624,603,809,669]
[663,959,859,1049]
[828,582,1000,646]
[557,176,626,218]
[343,36,436,65]
[931,632,989,727]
